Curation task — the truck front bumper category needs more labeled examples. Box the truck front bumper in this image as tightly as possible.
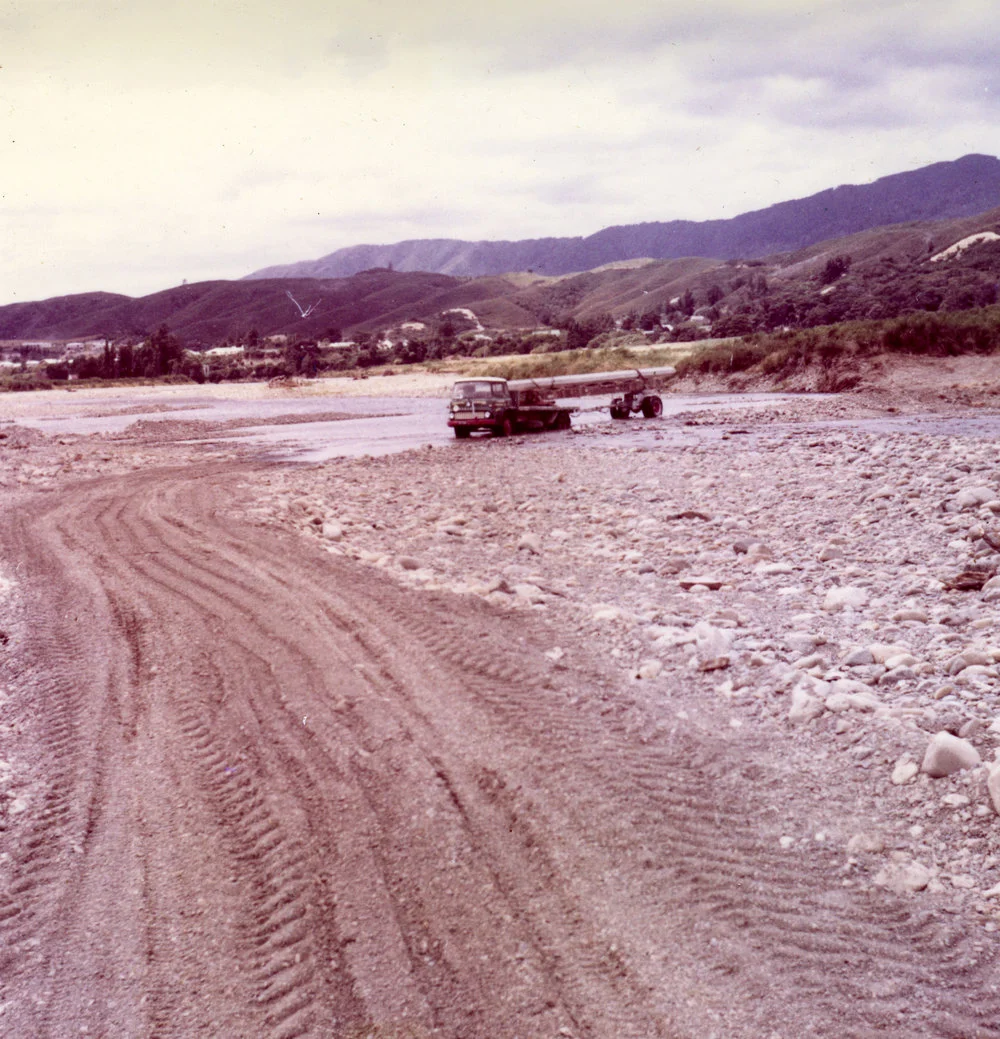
[447,407,501,431]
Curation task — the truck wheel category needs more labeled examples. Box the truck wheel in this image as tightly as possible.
[454,427,471,438]
[641,395,663,418]
[495,416,513,437]
[556,411,571,430]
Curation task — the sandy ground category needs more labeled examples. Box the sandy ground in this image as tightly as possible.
[0,370,459,421]
[671,352,1000,410]
[2,357,1000,1038]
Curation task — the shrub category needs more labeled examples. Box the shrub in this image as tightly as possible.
[819,255,852,285]
[676,341,767,375]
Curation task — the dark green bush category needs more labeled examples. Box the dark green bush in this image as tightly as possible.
[681,306,1000,380]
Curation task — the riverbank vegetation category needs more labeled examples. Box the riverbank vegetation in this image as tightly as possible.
[4,305,1000,393]
[675,306,1000,384]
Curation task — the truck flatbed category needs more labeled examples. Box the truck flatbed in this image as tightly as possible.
[447,365,676,437]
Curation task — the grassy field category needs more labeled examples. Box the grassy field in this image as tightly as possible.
[415,340,723,382]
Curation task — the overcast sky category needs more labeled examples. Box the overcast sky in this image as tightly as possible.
[3,0,999,304]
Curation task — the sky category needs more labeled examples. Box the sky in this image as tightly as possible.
[2,0,999,304]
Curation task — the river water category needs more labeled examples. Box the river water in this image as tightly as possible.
[9,389,1000,461]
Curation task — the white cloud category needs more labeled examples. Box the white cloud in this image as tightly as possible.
[2,0,1000,303]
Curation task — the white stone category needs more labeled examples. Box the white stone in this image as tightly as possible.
[830,677,877,699]
[651,626,694,648]
[746,545,774,563]
[634,659,663,680]
[794,652,826,671]
[869,643,910,664]
[797,674,831,698]
[988,762,1000,816]
[892,759,919,785]
[512,583,547,605]
[921,731,982,778]
[693,621,731,667]
[874,860,931,894]
[825,692,854,714]
[786,632,821,654]
[788,685,824,725]
[846,832,884,854]
[952,486,995,511]
[756,561,795,575]
[880,666,917,686]
[517,532,542,554]
[823,585,869,612]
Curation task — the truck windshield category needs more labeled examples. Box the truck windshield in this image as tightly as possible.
[452,382,506,400]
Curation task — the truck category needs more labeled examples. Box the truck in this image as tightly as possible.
[447,365,676,438]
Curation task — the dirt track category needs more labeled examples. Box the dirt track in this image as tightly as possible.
[2,451,1000,1038]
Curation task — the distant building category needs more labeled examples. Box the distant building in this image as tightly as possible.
[202,345,244,357]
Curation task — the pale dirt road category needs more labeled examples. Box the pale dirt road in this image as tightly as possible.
[2,459,1000,1038]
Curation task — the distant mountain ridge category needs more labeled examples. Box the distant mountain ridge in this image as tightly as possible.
[6,159,1000,347]
[245,154,1000,280]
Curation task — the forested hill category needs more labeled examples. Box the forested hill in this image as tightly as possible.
[6,191,1000,347]
[245,154,1000,280]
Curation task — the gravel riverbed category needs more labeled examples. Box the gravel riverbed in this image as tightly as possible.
[3,374,1000,1036]
[244,403,1000,920]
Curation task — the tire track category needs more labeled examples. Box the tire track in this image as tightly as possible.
[118,479,815,1036]
[91,473,576,1037]
[4,463,1000,1038]
[86,471,665,1036]
[174,703,322,1039]
[122,470,1000,1038]
[371,581,1000,1039]
[81,485,342,1039]
[0,502,109,980]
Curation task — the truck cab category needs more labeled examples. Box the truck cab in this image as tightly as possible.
[448,379,515,438]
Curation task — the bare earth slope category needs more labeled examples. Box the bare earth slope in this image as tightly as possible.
[2,445,1000,1037]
